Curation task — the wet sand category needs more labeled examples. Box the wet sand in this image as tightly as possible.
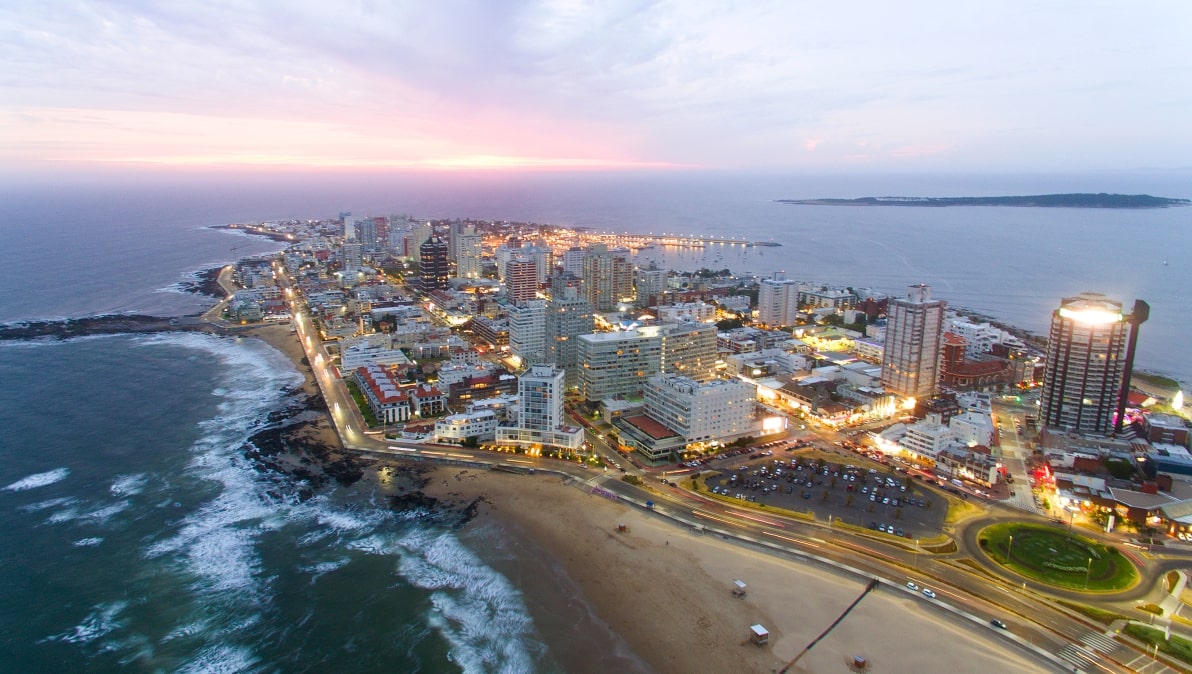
[422,469,1056,674]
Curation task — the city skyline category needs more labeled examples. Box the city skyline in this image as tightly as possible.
[4,2,1191,177]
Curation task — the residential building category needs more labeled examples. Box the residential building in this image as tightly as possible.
[1039,293,1128,435]
[509,300,547,365]
[353,365,411,424]
[455,232,483,279]
[655,301,716,323]
[578,326,664,402]
[505,257,540,304]
[757,273,799,327]
[495,365,584,451]
[545,279,595,388]
[881,284,946,400]
[582,243,634,311]
[661,322,718,381]
[634,266,667,308]
[434,410,498,444]
[643,375,756,444]
[419,236,450,293]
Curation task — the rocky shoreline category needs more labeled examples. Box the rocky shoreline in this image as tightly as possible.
[209,224,296,243]
[0,314,201,341]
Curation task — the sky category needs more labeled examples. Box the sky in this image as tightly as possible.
[2,1,1191,175]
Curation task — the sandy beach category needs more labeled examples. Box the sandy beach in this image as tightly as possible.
[232,301,1058,673]
[420,468,1055,674]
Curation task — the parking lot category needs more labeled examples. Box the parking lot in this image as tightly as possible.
[703,450,947,540]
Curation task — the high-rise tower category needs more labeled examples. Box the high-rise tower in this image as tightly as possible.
[419,236,450,293]
[1039,293,1134,435]
[881,284,946,400]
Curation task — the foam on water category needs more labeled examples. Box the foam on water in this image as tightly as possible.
[106,331,546,671]
[177,643,260,674]
[110,474,148,497]
[395,528,542,674]
[20,496,76,512]
[42,601,128,646]
[4,467,70,492]
[74,537,104,547]
[82,500,131,525]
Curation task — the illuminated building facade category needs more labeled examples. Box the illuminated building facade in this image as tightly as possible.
[757,273,799,327]
[578,327,664,401]
[419,236,450,293]
[643,375,756,444]
[545,276,594,388]
[1039,293,1128,434]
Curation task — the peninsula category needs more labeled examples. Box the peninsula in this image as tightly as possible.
[777,193,1191,208]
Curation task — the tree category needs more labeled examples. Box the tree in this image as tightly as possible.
[821,490,830,502]
[846,494,855,508]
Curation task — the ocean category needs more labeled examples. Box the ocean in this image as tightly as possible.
[0,169,1189,672]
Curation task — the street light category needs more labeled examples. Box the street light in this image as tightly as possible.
[1007,534,1014,564]
[1085,557,1093,589]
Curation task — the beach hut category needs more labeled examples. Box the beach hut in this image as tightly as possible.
[732,580,748,598]
[750,624,769,646]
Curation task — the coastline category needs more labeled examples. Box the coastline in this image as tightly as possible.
[416,467,1052,673]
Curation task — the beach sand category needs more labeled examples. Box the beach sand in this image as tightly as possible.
[235,314,1055,673]
[423,468,1056,674]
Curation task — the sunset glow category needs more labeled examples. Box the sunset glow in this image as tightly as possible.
[2,2,1191,174]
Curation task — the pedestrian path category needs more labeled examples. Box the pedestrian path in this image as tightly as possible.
[1056,642,1098,671]
[1079,630,1123,656]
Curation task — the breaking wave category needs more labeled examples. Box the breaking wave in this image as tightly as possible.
[4,467,70,492]
[129,331,544,672]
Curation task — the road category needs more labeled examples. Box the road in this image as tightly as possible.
[272,263,1188,674]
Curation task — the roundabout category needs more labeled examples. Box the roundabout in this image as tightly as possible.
[976,522,1140,592]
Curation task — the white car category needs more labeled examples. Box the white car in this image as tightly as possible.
[922,588,936,599]
[906,581,919,591]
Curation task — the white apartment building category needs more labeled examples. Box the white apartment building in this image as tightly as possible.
[655,301,716,323]
[339,334,412,370]
[508,300,547,365]
[455,232,483,279]
[899,420,957,460]
[757,273,800,327]
[495,365,584,451]
[947,317,1013,354]
[643,375,757,444]
[435,410,498,443]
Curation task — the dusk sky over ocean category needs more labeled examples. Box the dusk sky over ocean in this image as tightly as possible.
[4,1,1191,177]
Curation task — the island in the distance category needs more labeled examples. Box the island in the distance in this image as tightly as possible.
[777,193,1191,208]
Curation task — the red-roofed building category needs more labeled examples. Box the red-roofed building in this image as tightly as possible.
[410,384,447,417]
[354,365,411,423]
[941,332,1010,391]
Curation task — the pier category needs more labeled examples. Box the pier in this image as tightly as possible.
[574,231,780,249]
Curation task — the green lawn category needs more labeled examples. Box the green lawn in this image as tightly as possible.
[344,380,380,428]
[978,522,1139,591]
[1125,624,1192,665]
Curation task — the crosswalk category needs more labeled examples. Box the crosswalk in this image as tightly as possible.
[1057,642,1097,671]
[1056,631,1124,672]
[1080,631,1123,655]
